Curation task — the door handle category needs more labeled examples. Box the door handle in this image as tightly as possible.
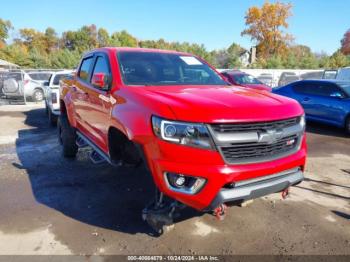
[302,97,310,102]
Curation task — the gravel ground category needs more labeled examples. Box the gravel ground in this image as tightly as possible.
[0,103,349,256]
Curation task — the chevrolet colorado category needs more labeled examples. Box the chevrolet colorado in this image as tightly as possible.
[59,47,307,234]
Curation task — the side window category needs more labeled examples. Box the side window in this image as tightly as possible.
[293,82,312,94]
[90,56,111,89]
[78,57,94,82]
[317,83,342,97]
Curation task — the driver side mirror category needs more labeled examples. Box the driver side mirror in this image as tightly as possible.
[330,92,345,99]
[92,73,108,89]
[43,81,49,87]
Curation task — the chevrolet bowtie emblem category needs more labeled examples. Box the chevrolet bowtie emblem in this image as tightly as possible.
[258,129,284,144]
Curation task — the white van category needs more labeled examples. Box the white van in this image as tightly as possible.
[337,67,350,81]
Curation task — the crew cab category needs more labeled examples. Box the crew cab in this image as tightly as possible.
[59,48,307,234]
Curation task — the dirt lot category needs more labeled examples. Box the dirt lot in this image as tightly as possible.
[0,103,349,256]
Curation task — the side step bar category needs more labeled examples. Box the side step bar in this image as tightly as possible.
[76,131,110,165]
[76,136,88,148]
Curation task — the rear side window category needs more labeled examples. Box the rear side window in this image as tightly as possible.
[78,57,94,82]
[316,83,341,96]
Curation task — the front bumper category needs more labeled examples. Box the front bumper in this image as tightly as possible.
[143,135,307,211]
[205,167,303,210]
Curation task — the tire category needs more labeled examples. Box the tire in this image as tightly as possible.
[48,109,58,126]
[57,115,78,158]
[33,89,44,102]
[345,116,350,135]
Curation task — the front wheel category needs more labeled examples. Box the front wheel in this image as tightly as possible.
[57,115,78,158]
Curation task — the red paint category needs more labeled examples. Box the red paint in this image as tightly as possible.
[60,47,307,211]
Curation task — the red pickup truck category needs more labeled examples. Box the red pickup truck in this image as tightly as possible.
[59,47,306,234]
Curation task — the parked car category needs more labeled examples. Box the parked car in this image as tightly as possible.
[273,80,350,133]
[59,47,306,234]
[278,72,300,87]
[3,70,52,101]
[337,67,350,81]
[300,71,323,80]
[322,69,338,80]
[256,73,274,87]
[221,70,271,91]
[44,70,74,125]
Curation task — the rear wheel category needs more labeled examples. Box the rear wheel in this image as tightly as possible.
[58,115,78,158]
[33,89,44,102]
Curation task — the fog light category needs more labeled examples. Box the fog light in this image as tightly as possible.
[164,172,206,194]
[175,175,186,187]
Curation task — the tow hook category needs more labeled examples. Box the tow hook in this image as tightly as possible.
[282,187,290,199]
[213,204,227,221]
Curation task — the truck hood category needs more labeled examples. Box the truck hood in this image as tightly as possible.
[142,85,303,123]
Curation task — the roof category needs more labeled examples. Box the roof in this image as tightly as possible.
[86,47,193,57]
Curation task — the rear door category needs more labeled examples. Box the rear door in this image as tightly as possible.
[312,82,347,124]
[73,56,95,132]
[293,81,346,124]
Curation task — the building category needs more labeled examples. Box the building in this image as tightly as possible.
[239,47,257,67]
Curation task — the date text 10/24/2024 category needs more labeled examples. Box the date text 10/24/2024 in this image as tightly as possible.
[127,256,219,261]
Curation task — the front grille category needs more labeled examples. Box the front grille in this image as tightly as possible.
[211,117,299,133]
[220,134,299,164]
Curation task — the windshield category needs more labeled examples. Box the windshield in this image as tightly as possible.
[338,83,350,96]
[29,73,51,81]
[234,74,262,85]
[117,51,226,86]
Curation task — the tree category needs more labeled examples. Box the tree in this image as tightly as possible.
[328,50,349,68]
[241,1,293,59]
[110,30,138,47]
[62,24,98,53]
[97,28,110,47]
[341,29,350,55]
[19,28,47,52]
[49,49,80,69]
[44,27,58,52]
[210,43,243,68]
[287,45,318,69]
[0,18,12,46]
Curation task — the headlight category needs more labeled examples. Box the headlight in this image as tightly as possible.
[152,116,215,150]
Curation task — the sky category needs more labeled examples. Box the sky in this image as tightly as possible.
[1,0,349,54]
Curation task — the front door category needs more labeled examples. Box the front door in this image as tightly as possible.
[82,54,113,153]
